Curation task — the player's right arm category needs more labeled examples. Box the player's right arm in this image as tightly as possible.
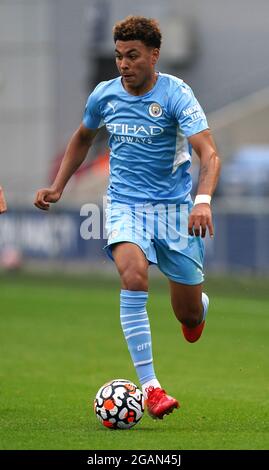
[0,186,7,213]
[34,124,99,210]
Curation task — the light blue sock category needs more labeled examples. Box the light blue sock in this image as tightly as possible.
[120,289,157,386]
[202,292,209,321]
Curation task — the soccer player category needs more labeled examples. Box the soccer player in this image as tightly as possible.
[0,186,7,213]
[34,16,221,419]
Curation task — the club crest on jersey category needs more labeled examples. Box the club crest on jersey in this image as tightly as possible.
[149,102,162,118]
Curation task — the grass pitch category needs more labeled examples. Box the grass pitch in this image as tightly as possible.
[0,272,268,450]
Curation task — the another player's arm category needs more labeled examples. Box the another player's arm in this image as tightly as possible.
[0,186,7,213]
[188,129,221,238]
[34,124,99,210]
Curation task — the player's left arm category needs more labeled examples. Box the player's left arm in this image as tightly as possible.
[188,129,221,238]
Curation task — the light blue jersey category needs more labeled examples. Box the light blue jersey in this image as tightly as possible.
[83,72,208,204]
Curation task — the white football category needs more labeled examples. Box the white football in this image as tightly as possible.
[94,379,144,429]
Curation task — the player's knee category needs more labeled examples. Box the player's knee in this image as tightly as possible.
[121,267,148,291]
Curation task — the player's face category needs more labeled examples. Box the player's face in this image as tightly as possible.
[115,40,159,93]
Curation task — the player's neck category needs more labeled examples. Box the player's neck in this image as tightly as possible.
[123,72,158,96]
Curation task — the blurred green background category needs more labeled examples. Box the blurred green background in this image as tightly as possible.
[0,273,268,450]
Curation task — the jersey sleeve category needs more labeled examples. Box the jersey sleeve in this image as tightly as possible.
[83,82,104,129]
[171,81,209,137]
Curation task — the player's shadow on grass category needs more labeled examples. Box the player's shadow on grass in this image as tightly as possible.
[95,423,177,432]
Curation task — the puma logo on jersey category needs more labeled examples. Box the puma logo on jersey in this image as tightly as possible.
[107,101,117,113]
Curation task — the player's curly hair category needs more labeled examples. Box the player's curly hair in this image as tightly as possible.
[113,16,162,49]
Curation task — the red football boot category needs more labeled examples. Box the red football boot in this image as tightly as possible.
[146,386,179,419]
[181,320,205,343]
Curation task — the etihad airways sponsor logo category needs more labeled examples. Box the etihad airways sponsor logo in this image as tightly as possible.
[113,135,153,144]
[106,123,164,136]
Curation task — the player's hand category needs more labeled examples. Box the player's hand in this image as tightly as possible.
[0,186,7,213]
[34,187,62,211]
[188,203,214,238]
